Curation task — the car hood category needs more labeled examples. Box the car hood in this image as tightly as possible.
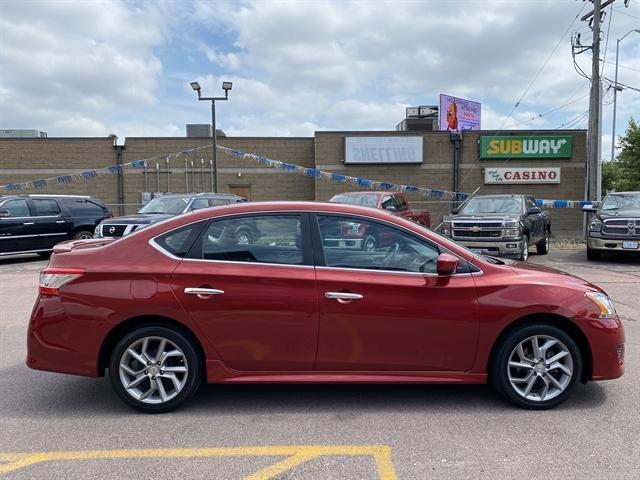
[500,258,603,293]
[100,213,175,225]
[598,209,640,220]
[444,214,521,222]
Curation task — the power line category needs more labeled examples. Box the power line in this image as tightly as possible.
[503,91,589,129]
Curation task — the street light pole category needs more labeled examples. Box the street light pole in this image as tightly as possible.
[190,81,232,193]
[610,29,640,162]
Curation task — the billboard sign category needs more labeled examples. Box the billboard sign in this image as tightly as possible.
[439,94,481,132]
[485,167,561,184]
[480,135,573,159]
[344,136,423,164]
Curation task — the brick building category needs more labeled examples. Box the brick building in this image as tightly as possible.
[0,130,587,237]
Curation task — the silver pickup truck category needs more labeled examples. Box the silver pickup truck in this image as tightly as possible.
[583,191,640,260]
[441,194,551,261]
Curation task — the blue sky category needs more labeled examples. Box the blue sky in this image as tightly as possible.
[0,0,638,159]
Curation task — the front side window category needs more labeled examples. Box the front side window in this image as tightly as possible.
[0,199,30,217]
[32,199,61,216]
[138,197,189,215]
[317,215,440,273]
[192,214,304,265]
[190,199,209,210]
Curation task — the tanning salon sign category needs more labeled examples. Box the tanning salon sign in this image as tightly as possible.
[485,167,561,184]
[480,135,572,159]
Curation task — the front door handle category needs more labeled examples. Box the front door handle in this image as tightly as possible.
[23,222,35,226]
[325,291,363,303]
[55,220,66,224]
[184,287,225,297]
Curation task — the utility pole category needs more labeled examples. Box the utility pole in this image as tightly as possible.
[586,0,602,202]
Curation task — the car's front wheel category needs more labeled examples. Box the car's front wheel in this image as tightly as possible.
[108,325,201,413]
[490,324,582,409]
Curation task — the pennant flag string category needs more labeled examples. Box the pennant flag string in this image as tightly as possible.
[0,142,591,208]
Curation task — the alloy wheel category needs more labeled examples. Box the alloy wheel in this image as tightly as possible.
[118,336,189,405]
[507,335,573,402]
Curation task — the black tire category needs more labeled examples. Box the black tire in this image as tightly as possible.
[490,323,582,410]
[362,234,377,252]
[536,232,550,255]
[518,235,530,261]
[108,325,201,413]
[586,247,601,261]
[234,228,253,245]
[73,230,94,240]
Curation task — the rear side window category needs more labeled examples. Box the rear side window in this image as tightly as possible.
[209,199,229,206]
[154,223,204,258]
[191,214,303,265]
[32,199,61,216]
[62,199,108,216]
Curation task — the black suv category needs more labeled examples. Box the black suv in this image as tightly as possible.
[0,194,112,257]
[95,193,247,239]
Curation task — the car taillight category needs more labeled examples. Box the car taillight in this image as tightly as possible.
[39,268,85,296]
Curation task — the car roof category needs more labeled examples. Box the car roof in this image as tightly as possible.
[606,191,639,195]
[152,193,242,199]
[0,194,92,200]
[332,191,394,196]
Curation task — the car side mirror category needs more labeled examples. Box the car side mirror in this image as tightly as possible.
[527,207,541,215]
[436,253,459,275]
[582,204,597,213]
[0,210,10,218]
[383,204,397,212]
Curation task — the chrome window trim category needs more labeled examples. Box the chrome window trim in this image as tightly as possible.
[315,265,478,278]
[146,209,485,274]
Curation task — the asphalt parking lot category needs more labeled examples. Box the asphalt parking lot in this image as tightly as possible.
[0,249,638,479]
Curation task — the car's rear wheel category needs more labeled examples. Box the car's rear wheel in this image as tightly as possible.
[490,324,582,409]
[108,326,201,413]
[363,234,377,251]
[74,230,94,240]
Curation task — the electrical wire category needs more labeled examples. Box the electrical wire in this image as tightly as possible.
[600,3,615,77]
[554,110,589,129]
[502,91,589,129]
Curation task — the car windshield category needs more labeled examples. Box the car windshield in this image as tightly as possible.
[329,194,378,207]
[460,197,522,215]
[601,194,640,210]
[138,197,189,214]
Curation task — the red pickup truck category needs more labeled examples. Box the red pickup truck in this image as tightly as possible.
[329,191,431,227]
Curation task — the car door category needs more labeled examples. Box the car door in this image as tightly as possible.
[170,213,319,371]
[313,214,479,372]
[29,198,71,249]
[0,198,36,253]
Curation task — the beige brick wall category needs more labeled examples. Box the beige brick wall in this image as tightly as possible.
[0,132,587,236]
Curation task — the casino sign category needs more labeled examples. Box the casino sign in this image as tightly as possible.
[485,167,561,184]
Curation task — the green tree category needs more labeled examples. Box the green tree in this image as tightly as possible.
[610,117,640,192]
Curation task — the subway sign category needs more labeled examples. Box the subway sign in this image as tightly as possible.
[480,135,572,159]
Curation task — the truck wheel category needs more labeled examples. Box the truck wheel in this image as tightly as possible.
[586,247,600,261]
[536,233,550,255]
[519,235,529,261]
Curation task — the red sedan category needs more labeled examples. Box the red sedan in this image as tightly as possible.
[28,202,624,412]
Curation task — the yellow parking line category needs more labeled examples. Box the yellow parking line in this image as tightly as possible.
[0,445,398,479]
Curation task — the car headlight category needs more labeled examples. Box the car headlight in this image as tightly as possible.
[585,291,616,318]
[93,225,102,238]
[589,218,603,232]
[441,221,452,235]
[504,220,519,229]
[504,229,520,237]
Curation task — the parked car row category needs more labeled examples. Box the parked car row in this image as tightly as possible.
[4,191,638,262]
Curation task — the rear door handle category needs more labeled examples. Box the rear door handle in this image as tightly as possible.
[23,222,34,226]
[184,287,224,298]
[325,292,363,301]
[55,220,66,224]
